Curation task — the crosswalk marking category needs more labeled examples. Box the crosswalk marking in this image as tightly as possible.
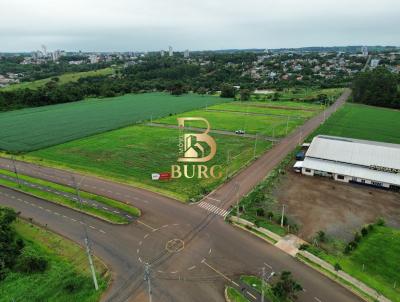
[198,201,229,217]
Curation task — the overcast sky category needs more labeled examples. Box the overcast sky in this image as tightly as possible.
[1,0,399,52]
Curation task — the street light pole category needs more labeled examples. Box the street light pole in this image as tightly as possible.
[144,263,152,302]
[253,133,258,159]
[72,176,98,291]
[261,267,265,302]
[280,204,286,227]
[11,156,21,188]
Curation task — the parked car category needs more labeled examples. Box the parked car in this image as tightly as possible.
[235,129,245,135]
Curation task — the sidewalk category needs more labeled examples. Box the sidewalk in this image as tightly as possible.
[230,216,392,302]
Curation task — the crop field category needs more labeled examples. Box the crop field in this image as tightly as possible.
[0,67,115,91]
[155,108,306,137]
[207,101,321,118]
[310,103,400,144]
[0,219,108,302]
[27,125,271,201]
[0,92,228,152]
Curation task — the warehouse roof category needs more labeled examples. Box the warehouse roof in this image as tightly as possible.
[306,135,400,170]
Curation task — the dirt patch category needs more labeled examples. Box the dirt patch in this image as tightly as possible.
[274,170,400,241]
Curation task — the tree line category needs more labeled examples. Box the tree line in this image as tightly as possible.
[352,67,400,108]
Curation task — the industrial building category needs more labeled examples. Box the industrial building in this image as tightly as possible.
[295,135,400,190]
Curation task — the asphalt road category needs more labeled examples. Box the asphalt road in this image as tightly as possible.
[0,89,362,302]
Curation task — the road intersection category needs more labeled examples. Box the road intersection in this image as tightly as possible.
[0,89,363,302]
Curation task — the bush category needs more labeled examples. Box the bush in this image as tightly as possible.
[316,230,327,243]
[376,217,386,226]
[334,263,342,272]
[299,244,309,250]
[267,212,274,220]
[256,208,265,217]
[63,275,85,293]
[354,232,362,243]
[276,215,288,226]
[15,248,48,273]
[361,227,368,237]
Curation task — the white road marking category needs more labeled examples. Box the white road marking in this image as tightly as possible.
[314,297,322,302]
[138,220,157,231]
[187,265,196,271]
[246,291,257,300]
[99,229,106,234]
[264,262,273,269]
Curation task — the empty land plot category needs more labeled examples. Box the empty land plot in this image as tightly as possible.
[277,87,344,100]
[155,109,305,137]
[207,101,320,118]
[0,93,228,152]
[28,125,271,201]
[309,103,400,144]
[1,67,115,91]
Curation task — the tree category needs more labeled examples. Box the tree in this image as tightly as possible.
[220,84,236,98]
[272,271,303,301]
[0,207,24,280]
[240,89,251,101]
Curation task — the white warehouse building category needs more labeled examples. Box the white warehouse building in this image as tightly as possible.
[296,135,400,190]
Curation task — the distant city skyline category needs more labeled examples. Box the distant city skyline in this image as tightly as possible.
[1,0,399,52]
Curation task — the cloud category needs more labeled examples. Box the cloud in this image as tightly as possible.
[0,0,399,51]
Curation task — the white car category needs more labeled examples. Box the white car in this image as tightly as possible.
[235,130,245,135]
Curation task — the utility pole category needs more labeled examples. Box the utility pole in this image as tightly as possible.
[144,263,152,302]
[253,133,258,159]
[285,116,290,135]
[280,204,286,227]
[72,177,99,291]
[261,267,265,302]
[85,237,99,291]
[226,150,231,180]
[11,156,21,188]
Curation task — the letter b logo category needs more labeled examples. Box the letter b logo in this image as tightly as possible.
[177,117,217,163]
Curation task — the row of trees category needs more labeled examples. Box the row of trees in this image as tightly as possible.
[352,67,400,108]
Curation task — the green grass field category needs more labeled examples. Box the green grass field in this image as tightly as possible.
[226,287,249,302]
[27,125,271,201]
[155,108,305,137]
[207,102,320,119]
[0,68,115,91]
[310,103,400,144]
[308,226,400,302]
[0,219,109,302]
[0,92,228,152]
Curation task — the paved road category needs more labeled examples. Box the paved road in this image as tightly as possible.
[0,89,361,302]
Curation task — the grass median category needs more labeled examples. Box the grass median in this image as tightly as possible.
[0,168,140,223]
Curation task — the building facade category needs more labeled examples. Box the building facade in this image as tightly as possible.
[297,135,400,190]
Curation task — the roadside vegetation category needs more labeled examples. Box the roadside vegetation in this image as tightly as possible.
[300,220,400,302]
[0,207,109,302]
[0,168,140,223]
